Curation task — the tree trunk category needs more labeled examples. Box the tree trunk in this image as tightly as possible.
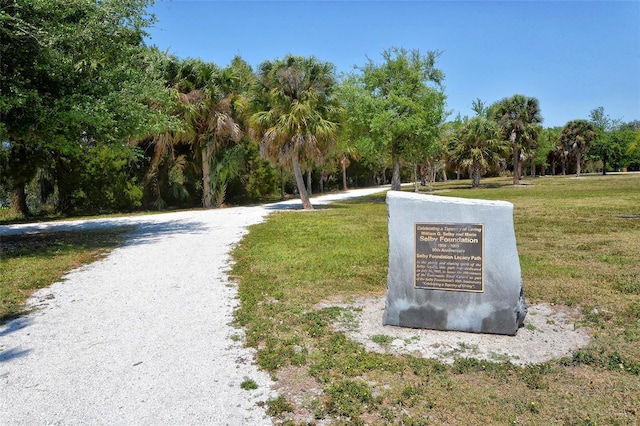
[54,157,74,214]
[413,163,419,192]
[471,164,481,188]
[511,130,520,185]
[279,167,286,201]
[391,157,401,191]
[517,157,523,182]
[442,168,447,182]
[292,155,313,210]
[341,153,348,191]
[201,143,212,208]
[12,182,30,216]
[531,163,536,177]
[144,141,165,196]
[602,154,607,175]
[306,170,312,196]
[576,152,582,177]
[430,165,436,190]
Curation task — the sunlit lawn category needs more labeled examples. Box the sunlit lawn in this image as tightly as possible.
[232,173,640,425]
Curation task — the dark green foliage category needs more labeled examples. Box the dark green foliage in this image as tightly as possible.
[227,140,280,203]
[0,0,170,215]
[250,54,342,210]
[449,115,505,187]
[54,144,144,214]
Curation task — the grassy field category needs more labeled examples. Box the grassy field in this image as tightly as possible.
[231,174,640,425]
[0,227,133,323]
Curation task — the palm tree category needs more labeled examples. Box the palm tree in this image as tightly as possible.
[132,55,186,209]
[140,131,180,209]
[334,139,362,191]
[491,94,543,185]
[450,116,505,187]
[561,119,597,177]
[250,55,341,210]
[172,59,243,208]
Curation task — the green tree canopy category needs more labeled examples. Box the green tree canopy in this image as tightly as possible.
[174,58,244,208]
[335,74,379,190]
[350,47,447,191]
[538,126,562,175]
[611,123,640,171]
[588,106,628,174]
[0,0,169,214]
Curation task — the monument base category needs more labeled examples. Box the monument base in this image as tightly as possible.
[383,191,527,336]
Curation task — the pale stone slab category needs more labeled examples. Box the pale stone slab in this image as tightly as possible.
[383,191,527,335]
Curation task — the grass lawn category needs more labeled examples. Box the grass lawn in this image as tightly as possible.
[231,174,640,425]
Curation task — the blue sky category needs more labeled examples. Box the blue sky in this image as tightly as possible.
[144,0,640,128]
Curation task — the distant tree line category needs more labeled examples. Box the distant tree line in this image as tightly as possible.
[2,0,639,215]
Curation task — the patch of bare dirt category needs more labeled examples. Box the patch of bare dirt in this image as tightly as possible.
[333,296,591,365]
[273,296,592,425]
[272,366,326,425]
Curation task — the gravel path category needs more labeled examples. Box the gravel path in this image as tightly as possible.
[0,188,388,425]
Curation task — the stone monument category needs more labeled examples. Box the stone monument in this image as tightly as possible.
[383,191,527,335]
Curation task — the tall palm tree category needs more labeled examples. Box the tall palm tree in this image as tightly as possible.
[174,59,243,208]
[561,119,597,177]
[250,55,341,210]
[140,58,245,209]
[491,94,542,185]
[450,116,505,187]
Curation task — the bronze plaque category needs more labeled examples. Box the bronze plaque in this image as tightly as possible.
[414,223,484,292]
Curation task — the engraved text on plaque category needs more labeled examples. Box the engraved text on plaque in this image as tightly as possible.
[414,223,484,292]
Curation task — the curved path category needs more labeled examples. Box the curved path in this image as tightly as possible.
[0,187,388,425]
